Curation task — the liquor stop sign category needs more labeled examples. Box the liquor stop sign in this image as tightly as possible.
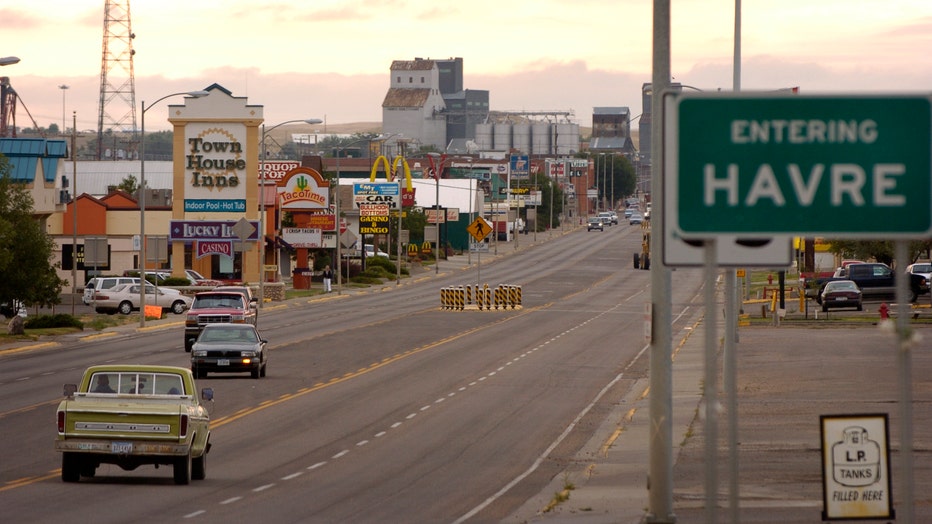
[666,94,932,239]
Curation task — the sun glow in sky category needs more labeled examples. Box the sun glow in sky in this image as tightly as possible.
[3,0,931,131]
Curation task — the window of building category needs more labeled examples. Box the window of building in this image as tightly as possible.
[409,77,413,83]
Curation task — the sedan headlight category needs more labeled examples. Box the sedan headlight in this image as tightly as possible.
[240,350,257,358]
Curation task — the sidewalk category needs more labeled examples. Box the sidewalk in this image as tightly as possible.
[506,318,932,523]
[505,317,707,523]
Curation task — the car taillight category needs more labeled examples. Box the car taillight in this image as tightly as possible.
[58,411,65,434]
[180,414,189,438]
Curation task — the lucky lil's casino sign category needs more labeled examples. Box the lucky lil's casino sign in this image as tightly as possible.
[184,123,248,213]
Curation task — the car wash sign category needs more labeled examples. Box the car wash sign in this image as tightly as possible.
[353,182,401,209]
[667,94,932,239]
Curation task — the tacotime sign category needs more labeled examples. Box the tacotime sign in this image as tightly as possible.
[278,167,330,210]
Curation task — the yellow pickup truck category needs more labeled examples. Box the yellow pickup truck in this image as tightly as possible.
[55,365,213,485]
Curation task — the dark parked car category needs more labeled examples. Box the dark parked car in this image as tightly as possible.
[820,280,863,312]
[190,324,268,379]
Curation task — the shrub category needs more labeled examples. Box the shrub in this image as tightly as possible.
[365,256,396,274]
[349,275,384,285]
[24,314,84,330]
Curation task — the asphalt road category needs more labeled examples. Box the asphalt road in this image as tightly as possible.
[3,221,707,523]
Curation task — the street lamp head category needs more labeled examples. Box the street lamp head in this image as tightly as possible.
[187,90,210,98]
[303,118,323,125]
[0,56,21,66]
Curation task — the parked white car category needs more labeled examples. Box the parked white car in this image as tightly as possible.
[93,283,192,315]
[364,244,389,258]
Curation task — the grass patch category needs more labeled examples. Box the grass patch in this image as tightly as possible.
[542,474,576,513]
[285,288,322,300]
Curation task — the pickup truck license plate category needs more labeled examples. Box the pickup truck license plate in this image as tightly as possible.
[218,359,230,366]
[112,441,133,454]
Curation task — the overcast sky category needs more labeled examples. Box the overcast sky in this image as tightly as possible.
[3,1,931,132]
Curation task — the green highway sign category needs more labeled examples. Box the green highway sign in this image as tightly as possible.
[667,94,932,238]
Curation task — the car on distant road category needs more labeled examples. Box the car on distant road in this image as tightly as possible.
[624,208,633,219]
[190,324,268,379]
[587,217,604,231]
[93,283,192,315]
[629,212,644,225]
[820,279,863,312]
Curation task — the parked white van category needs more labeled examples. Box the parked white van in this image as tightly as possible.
[83,277,140,305]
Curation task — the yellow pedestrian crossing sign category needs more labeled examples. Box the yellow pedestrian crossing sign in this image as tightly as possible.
[467,216,493,242]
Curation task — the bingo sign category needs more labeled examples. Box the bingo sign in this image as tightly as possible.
[359,204,391,235]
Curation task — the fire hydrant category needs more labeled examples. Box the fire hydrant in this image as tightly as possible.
[879,302,889,320]
[767,273,773,285]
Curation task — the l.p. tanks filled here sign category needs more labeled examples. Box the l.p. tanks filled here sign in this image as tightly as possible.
[665,94,932,239]
[820,414,894,520]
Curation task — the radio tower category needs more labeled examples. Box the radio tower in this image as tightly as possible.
[96,0,137,160]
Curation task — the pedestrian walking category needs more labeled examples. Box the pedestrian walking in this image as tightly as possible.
[322,265,333,293]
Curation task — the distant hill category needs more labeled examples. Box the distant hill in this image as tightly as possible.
[321,122,382,134]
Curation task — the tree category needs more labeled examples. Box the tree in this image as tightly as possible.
[826,239,932,267]
[141,131,174,161]
[0,156,67,312]
[118,175,140,194]
[528,172,563,230]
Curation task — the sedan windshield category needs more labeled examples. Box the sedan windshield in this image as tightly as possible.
[201,327,258,343]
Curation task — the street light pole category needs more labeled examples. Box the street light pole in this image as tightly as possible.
[334,136,377,293]
[260,118,322,308]
[138,90,209,327]
[58,85,69,135]
[70,111,77,315]
[610,152,615,212]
